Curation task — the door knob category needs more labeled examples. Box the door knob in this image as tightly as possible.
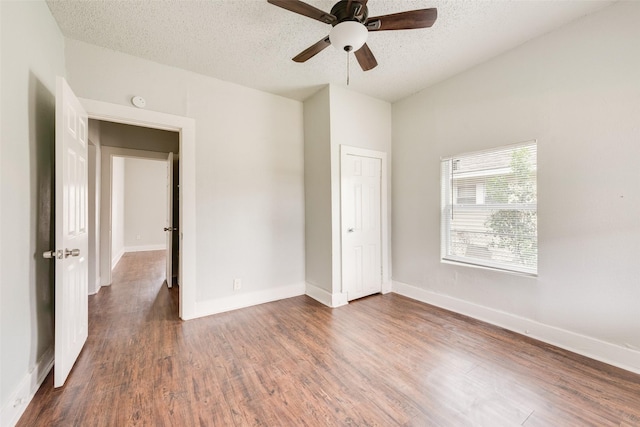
[164,227,177,232]
[347,228,355,233]
[65,248,80,258]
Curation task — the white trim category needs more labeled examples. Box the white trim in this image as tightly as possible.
[124,244,166,253]
[339,145,390,297]
[305,282,348,308]
[195,283,306,318]
[392,280,640,375]
[442,256,538,277]
[0,347,54,427]
[111,247,125,269]
[80,98,196,320]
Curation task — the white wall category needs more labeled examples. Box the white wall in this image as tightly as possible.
[303,85,392,306]
[392,1,640,372]
[87,144,99,293]
[111,157,125,267]
[303,87,332,294]
[0,2,65,424]
[124,157,167,251]
[65,39,305,316]
[87,120,101,294]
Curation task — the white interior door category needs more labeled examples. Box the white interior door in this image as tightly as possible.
[165,152,174,288]
[341,152,382,301]
[53,77,89,387]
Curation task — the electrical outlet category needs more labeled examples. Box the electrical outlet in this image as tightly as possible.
[233,278,241,291]
[136,234,141,240]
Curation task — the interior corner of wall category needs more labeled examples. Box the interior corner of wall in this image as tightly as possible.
[305,282,348,308]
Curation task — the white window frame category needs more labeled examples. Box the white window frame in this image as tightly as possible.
[441,141,537,276]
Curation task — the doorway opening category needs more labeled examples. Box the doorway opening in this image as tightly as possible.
[87,120,179,295]
[80,97,196,319]
[110,155,179,289]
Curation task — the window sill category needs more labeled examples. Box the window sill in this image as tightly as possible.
[441,258,538,278]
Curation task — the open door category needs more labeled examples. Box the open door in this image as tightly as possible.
[43,77,89,387]
[164,152,174,288]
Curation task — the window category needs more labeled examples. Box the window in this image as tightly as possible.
[456,184,477,205]
[441,141,537,275]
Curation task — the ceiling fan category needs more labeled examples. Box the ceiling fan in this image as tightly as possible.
[267,0,438,71]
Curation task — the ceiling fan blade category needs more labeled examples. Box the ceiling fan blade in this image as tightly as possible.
[354,43,378,71]
[366,8,437,31]
[293,36,331,63]
[268,0,337,25]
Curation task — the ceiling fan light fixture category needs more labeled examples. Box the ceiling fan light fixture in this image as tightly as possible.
[329,21,367,52]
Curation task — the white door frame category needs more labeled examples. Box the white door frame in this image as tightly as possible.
[80,98,197,320]
[165,151,174,288]
[340,145,391,296]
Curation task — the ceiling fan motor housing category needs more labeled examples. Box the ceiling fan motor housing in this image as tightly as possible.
[330,0,369,24]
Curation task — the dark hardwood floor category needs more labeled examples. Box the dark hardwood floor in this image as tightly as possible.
[18,251,640,426]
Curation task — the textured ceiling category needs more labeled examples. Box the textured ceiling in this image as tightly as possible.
[46,0,614,102]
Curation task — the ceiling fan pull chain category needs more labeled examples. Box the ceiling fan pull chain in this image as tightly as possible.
[347,52,350,86]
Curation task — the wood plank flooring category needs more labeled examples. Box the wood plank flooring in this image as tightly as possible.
[18,251,640,426]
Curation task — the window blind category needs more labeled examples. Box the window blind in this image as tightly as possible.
[441,141,537,275]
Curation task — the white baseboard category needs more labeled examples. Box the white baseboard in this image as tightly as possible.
[111,247,125,269]
[0,347,54,427]
[124,244,166,253]
[195,282,306,318]
[305,282,348,308]
[392,280,640,375]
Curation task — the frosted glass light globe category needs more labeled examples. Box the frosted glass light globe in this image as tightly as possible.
[329,21,368,52]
